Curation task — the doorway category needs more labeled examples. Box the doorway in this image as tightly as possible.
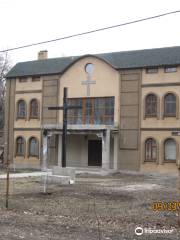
[88,140,102,166]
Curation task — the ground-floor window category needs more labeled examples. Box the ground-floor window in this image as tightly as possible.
[67,97,114,125]
[29,137,39,157]
[164,138,176,161]
[16,136,25,156]
[145,138,157,161]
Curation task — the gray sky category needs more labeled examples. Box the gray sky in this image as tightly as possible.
[1,0,180,65]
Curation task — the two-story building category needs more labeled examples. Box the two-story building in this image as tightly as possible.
[5,46,180,173]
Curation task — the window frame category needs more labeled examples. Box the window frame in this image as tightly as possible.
[29,99,39,119]
[164,93,176,117]
[16,136,25,156]
[19,77,28,82]
[28,137,39,157]
[145,138,157,162]
[164,138,176,162]
[32,76,40,82]
[17,99,26,119]
[146,68,158,74]
[164,66,177,73]
[67,97,114,125]
[145,94,157,118]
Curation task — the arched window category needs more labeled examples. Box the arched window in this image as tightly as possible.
[145,94,157,117]
[164,93,176,117]
[145,138,157,161]
[16,136,25,156]
[17,100,26,119]
[164,138,176,161]
[30,99,38,119]
[29,137,39,157]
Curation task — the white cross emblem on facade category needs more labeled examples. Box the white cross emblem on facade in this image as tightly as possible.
[81,63,96,97]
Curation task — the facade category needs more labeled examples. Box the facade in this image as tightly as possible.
[5,46,180,173]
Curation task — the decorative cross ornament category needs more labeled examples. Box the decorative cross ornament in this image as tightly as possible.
[81,63,96,97]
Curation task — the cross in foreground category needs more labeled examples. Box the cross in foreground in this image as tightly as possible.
[48,87,81,167]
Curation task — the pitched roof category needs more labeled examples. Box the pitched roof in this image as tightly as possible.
[6,46,180,78]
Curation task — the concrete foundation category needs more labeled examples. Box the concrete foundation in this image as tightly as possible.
[41,173,71,184]
[52,166,76,181]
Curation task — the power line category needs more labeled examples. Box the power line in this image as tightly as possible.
[1,10,180,53]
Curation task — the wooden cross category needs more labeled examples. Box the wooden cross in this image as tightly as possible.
[48,87,81,167]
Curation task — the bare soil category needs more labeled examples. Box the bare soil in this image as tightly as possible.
[0,172,180,240]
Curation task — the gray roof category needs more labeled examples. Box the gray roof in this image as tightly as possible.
[6,46,180,78]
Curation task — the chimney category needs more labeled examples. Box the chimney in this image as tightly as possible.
[38,50,48,60]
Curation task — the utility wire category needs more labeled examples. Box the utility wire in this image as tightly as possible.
[0,10,180,53]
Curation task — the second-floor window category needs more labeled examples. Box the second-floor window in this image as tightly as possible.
[67,97,114,125]
[17,100,26,119]
[30,99,38,119]
[164,93,176,117]
[145,94,157,117]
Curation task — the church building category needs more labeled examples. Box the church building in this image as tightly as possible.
[5,46,180,173]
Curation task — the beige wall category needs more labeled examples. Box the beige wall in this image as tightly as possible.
[141,85,180,129]
[141,67,180,173]
[14,92,42,128]
[59,57,120,125]
[13,130,41,168]
[142,66,180,84]
[141,130,179,173]
[16,77,42,91]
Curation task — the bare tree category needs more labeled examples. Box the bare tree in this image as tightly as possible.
[0,52,11,129]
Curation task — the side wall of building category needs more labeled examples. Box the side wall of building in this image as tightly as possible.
[140,67,180,173]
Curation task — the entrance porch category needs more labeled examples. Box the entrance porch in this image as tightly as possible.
[42,125,119,171]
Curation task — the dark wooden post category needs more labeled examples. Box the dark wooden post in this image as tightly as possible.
[5,158,10,209]
[62,87,67,167]
[48,87,81,168]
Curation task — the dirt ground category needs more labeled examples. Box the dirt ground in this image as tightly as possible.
[0,171,180,240]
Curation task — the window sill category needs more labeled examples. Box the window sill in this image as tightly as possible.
[28,155,39,158]
[145,115,157,118]
[163,115,176,118]
[29,117,39,120]
[164,160,176,163]
[144,160,156,163]
[17,117,26,120]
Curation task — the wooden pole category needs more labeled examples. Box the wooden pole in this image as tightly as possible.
[48,87,81,168]
[62,87,67,168]
[5,159,10,209]
[178,166,180,226]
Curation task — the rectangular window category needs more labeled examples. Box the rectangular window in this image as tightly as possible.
[32,76,40,81]
[19,77,28,82]
[146,68,158,74]
[164,66,177,73]
[67,97,114,125]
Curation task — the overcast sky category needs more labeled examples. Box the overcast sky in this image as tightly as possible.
[1,0,180,66]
